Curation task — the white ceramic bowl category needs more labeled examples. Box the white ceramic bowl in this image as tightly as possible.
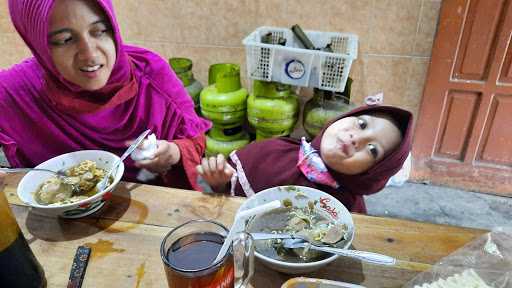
[17,150,124,218]
[237,186,355,274]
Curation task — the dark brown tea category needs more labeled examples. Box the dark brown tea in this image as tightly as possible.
[164,232,234,288]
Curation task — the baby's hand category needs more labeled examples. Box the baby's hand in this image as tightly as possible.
[196,154,235,193]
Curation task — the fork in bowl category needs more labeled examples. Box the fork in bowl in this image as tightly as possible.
[0,167,81,194]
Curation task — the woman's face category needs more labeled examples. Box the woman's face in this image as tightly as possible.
[320,113,402,175]
[48,0,116,91]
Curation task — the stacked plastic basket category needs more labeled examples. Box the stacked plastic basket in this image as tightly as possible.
[243,26,358,93]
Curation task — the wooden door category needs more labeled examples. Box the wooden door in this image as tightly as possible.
[412,0,512,196]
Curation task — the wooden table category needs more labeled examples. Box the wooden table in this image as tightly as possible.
[2,174,487,287]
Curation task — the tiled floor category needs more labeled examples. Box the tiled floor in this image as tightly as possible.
[366,183,512,230]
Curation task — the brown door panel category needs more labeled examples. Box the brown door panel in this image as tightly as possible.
[453,0,504,81]
[434,91,481,161]
[477,95,512,166]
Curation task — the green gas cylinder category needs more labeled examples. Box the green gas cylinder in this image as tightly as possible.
[205,124,250,156]
[247,80,299,140]
[200,64,250,156]
[200,64,248,125]
[303,78,355,138]
[169,58,203,113]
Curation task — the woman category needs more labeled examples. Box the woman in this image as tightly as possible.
[197,105,413,213]
[1,0,211,189]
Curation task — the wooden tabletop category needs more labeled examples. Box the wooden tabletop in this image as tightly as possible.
[2,174,487,288]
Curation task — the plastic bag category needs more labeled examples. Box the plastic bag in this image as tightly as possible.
[131,133,157,161]
[386,152,411,187]
[131,133,158,182]
[402,227,512,287]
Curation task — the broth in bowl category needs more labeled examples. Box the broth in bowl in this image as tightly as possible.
[34,160,112,206]
[247,201,349,263]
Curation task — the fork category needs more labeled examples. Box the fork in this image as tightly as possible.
[1,167,81,194]
[282,238,396,266]
[96,129,151,192]
[0,167,68,176]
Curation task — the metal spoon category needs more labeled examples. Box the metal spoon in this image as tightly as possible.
[96,129,151,192]
[282,238,396,266]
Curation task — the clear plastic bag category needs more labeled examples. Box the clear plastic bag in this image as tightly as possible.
[403,228,512,287]
[386,152,411,187]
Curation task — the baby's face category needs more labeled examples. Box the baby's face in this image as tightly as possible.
[320,113,402,175]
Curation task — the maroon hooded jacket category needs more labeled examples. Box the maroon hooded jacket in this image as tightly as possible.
[228,105,413,213]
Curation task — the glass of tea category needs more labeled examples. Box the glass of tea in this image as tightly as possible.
[160,219,254,288]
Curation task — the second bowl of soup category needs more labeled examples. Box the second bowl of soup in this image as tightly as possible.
[237,185,354,274]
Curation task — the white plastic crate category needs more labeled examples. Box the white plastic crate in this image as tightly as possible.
[242,26,358,92]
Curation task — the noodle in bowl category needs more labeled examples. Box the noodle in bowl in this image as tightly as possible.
[17,150,124,218]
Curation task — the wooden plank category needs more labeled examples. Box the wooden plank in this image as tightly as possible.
[3,175,486,264]
[252,257,430,288]
[4,178,246,228]
[352,214,486,264]
[11,205,169,288]
[3,174,488,287]
[8,205,431,288]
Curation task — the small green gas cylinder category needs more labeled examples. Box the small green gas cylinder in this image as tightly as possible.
[205,124,250,156]
[247,80,299,140]
[200,64,250,156]
[169,58,203,113]
[201,64,248,125]
[303,78,355,138]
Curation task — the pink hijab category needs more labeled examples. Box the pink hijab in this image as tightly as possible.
[230,105,413,213]
[1,0,211,182]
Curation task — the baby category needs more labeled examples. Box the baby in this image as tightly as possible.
[196,105,413,213]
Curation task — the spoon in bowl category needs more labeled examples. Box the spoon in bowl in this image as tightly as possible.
[281,238,396,266]
[96,129,151,192]
[213,200,283,263]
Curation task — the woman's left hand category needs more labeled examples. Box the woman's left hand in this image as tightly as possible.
[134,140,181,174]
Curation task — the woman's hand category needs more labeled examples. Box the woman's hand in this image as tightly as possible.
[134,140,181,174]
[196,154,235,193]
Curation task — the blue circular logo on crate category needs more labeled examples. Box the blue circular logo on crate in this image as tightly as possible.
[285,59,305,79]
